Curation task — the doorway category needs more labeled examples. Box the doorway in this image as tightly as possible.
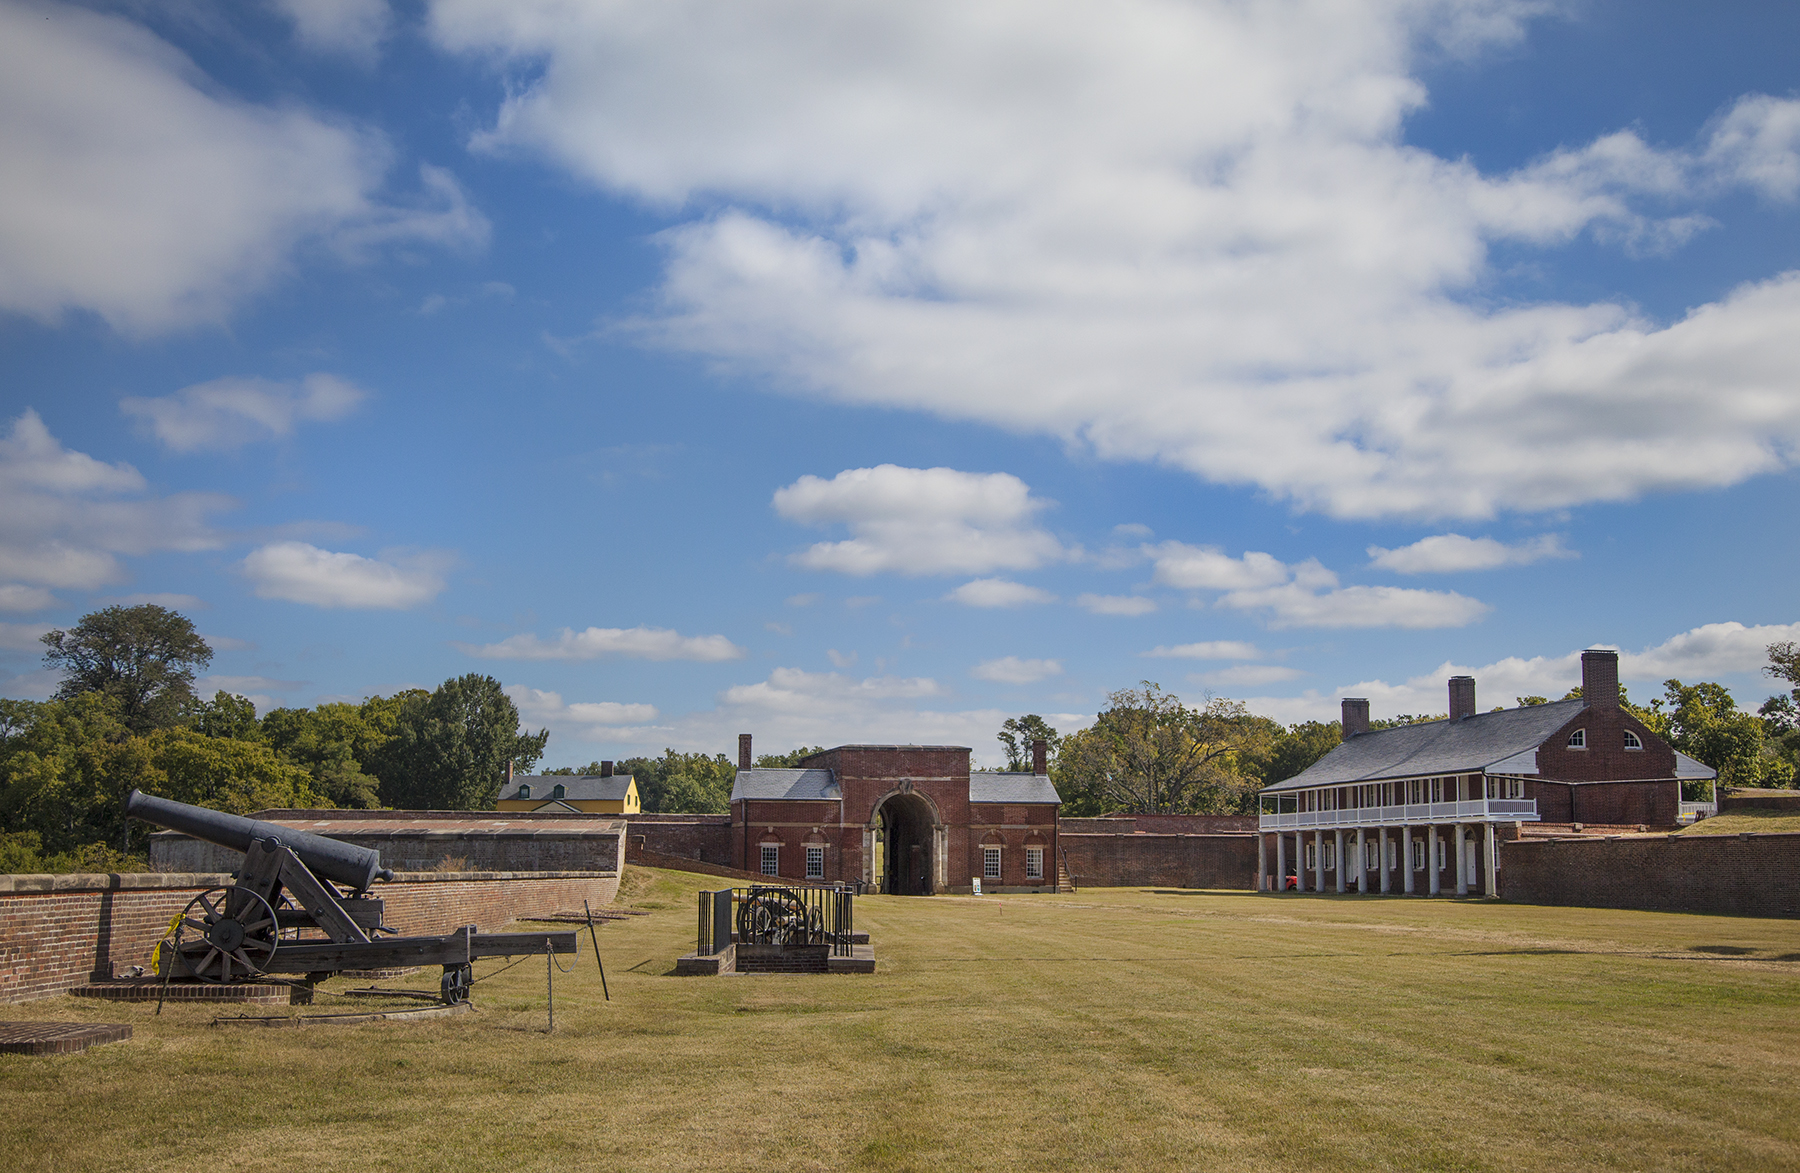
[876,793,935,895]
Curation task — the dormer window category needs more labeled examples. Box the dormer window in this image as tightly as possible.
[1623,730,1642,750]
[518,784,531,799]
[1567,729,1586,749]
[552,783,566,799]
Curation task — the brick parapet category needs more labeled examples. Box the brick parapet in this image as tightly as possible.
[1499,831,1800,917]
[1061,832,1257,889]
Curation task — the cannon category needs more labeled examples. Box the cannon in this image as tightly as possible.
[127,790,575,1003]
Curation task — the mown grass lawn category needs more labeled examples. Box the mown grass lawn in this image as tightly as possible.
[4,866,1799,1172]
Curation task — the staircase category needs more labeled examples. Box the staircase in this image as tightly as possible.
[1057,850,1075,894]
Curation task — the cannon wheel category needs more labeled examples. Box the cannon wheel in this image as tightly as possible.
[440,963,473,1005]
[736,887,819,945]
[172,886,279,983]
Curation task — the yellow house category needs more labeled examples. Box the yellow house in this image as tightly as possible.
[497,770,641,815]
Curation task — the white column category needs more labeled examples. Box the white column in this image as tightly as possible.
[1428,829,1441,895]
[1277,831,1287,892]
[1454,822,1468,896]
[1379,828,1390,893]
[1314,830,1325,892]
[1354,827,1367,894]
[1485,822,1499,899]
[1402,826,1415,894]
[1334,829,1346,893]
[1258,832,1268,892]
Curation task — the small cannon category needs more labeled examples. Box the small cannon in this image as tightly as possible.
[128,790,575,1003]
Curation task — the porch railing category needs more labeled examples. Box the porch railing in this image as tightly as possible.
[1258,797,1538,830]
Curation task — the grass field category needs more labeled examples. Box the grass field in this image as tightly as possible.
[5,867,1800,1172]
[1678,807,1800,836]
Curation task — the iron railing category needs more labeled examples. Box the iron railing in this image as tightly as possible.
[1259,797,1538,830]
[695,886,854,958]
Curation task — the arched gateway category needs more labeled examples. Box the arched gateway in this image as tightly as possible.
[727,738,1062,894]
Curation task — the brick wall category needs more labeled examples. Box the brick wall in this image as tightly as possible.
[1500,832,1800,917]
[0,869,619,1006]
[1722,791,1800,813]
[1059,815,1257,834]
[1061,833,1258,889]
[621,814,733,864]
[152,823,624,875]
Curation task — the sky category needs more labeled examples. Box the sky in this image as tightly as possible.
[2,0,1798,769]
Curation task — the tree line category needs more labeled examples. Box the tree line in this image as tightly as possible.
[1,605,548,871]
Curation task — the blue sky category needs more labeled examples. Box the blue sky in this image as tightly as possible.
[2,0,1798,768]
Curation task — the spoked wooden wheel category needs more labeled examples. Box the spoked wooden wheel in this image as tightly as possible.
[171,886,279,983]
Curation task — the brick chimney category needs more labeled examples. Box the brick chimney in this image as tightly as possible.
[1031,738,1047,775]
[1581,649,1619,708]
[738,733,753,770]
[506,760,514,787]
[1448,676,1477,721]
[1342,698,1370,738]
[599,760,613,778]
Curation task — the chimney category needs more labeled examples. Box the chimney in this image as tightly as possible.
[1031,738,1048,776]
[1342,698,1370,738]
[1580,649,1619,708]
[738,733,753,771]
[599,760,613,778]
[1448,676,1477,721]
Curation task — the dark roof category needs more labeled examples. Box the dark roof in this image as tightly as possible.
[501,775,635,803]
[1265,700,1589,791]
[969,772,1062,805]
[730,768,841,802]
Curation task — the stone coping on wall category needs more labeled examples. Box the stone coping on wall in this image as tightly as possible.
[0,869,618,894]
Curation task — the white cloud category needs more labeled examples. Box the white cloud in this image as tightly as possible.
[946,578,1056,608]
[1146,541,1489,629]
[1367,532,1574,573]
[0,622,53,653]
[786,593,821,607]
[1148,544,1289,591]
[1195,664,1305,688]
[1143,640,1264,660]
[1620,621,1800,682]
[971,656,1063,684]
[196,674,305,711]
[435,0,1800,520]
[772,465,1066,576]
[0,4,484,336]
[242,542,450,609]
[199,634,256,652]
[1077,593,1157,616]
[506,685,662,742]
[0,410,232,591]
[458,625,745,662]
[0,585,56,612]
[271,0,393,67]
[122,374,365,453]
[103,592,209,610]
[826,648,857,669]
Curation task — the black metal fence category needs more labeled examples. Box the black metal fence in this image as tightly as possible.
[695,886,854,957]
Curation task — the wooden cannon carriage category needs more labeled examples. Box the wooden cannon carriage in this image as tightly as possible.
[127,790,575,1003]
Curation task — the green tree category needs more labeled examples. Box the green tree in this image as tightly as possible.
[195,691,259,740]
[260,699,398,809]
[373,675,548,810]
[1246,719,1342,786]
[1646,679,1791,794]
[140,728,320,814]
[996,715,1062,771]
[40,605,213,732]
[753,746,827,768]
[624,749,737,812]
[1057,683,1272,815]
[0,693,135,855]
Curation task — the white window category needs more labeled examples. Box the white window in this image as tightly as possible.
[1623,730,1642,750]
[983,846,1002,879]
[1412,840,1425,870]
[1305,843,1316,869]
[1026,847,1044,879]
[805,845,824,878]
[1365,841,1378,868]
[1323,843,1335,870]
[1567,728,1586,749]
[760,844,779,876]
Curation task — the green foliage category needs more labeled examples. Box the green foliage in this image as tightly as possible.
[1057,682,1271,815]
[1518,695,1549,707]
[996,715,1062,771]
[40,604,213,732]
[753,746,827,768]
[260,698,401,809]
[140,727,321,813]
[622,749,737,813]
[373,675,549,810]
[195,691,260,740]
[1369,713,1445,729]
[1643,678,1794,794]
[1244,719,1342,786]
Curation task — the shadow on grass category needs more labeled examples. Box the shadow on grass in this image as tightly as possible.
[1692,944,1757,955]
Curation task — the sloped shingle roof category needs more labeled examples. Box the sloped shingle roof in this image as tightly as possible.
[730,768,841,802]
[1265,700,1589,792]
[501,774,635,803]
[969,771,1062,805]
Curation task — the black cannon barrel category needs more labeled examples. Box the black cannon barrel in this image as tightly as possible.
[126,789,392,892]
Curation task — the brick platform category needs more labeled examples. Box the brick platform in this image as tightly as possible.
[0,1022,131,1055]
[69,978,292,1004]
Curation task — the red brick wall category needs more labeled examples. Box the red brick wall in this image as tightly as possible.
[1060,815,1257,834]
[0,870,620,1006]
[1061,833,1257,889]
[622,814,733,865]
[1500,832,1800,917]
[1536,706,1677,781]
[1722,792,1800,813]
[1532,779,1680,826]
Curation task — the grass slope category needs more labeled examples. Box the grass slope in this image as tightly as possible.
[1678,808,1800,836]
[3,867,1799,1172]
